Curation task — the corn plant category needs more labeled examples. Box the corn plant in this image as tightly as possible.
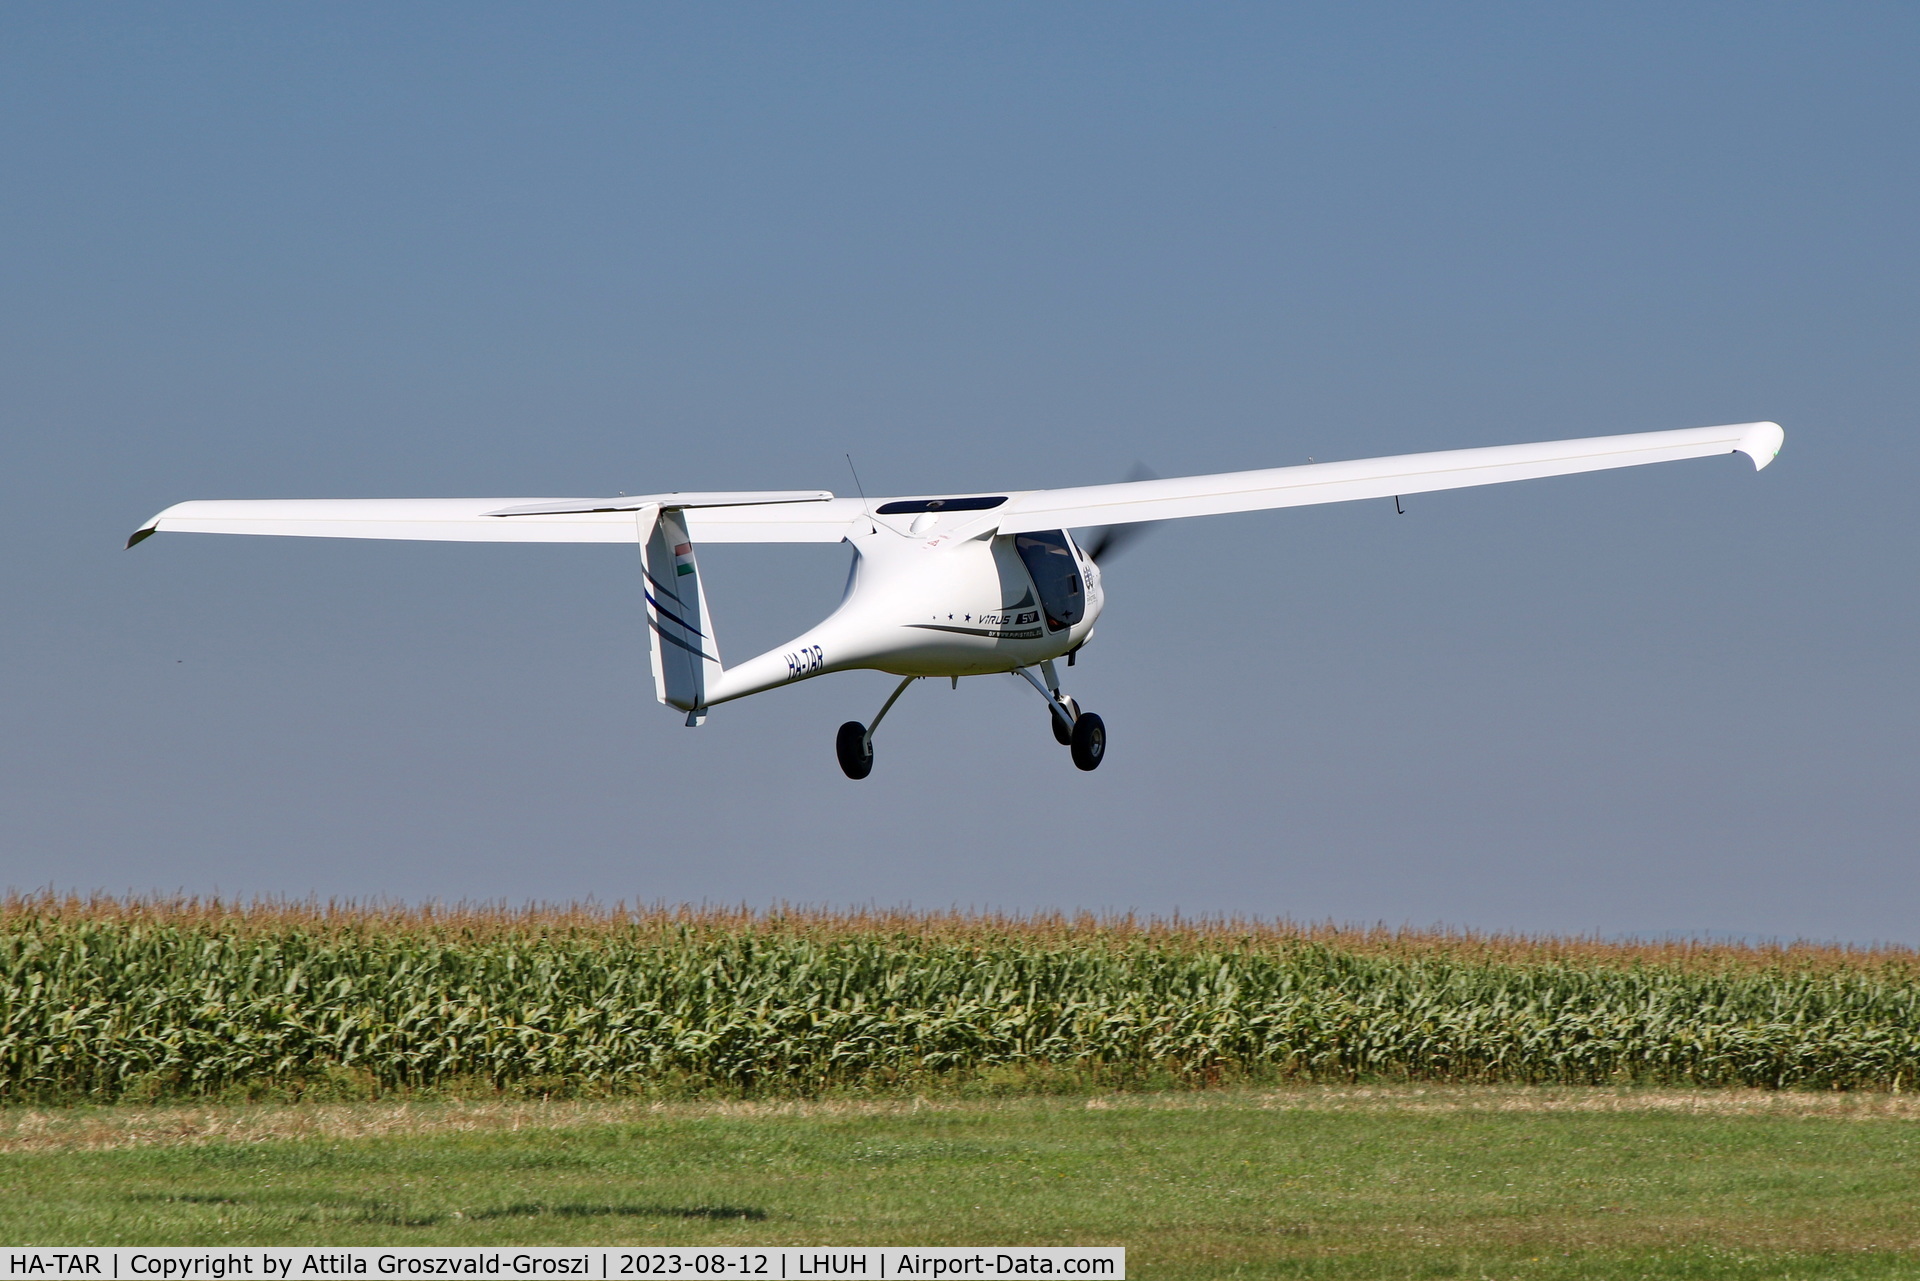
[0,896,1912,1101]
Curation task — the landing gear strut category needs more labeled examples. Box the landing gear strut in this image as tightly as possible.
[836,676,917,780]
[1017,664,1106,771]
[1050,694,1080,746]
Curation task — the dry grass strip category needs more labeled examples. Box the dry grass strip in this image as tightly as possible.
[2,1085,1915,1153]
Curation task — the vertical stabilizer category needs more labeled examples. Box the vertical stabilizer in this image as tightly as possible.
[638,506,723,720]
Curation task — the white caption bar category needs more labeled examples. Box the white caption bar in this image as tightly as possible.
[0,1249,1124,1281]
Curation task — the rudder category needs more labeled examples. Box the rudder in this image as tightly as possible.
[638,506,723,722]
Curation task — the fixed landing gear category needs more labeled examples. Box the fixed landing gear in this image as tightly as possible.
[838,666,1106,778]
[1050,694,1080,745]
[1018,664,1106,772]
[835,721,873,779]
[1069,711,1106,771]
[836,676,916,780]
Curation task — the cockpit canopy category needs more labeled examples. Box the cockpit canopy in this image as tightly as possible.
[874,495,1008,515]
[1014,530,1085,632]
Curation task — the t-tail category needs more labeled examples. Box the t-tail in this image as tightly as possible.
[638,507,723,725]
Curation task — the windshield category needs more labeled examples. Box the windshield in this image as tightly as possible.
[1014,530,1085,632]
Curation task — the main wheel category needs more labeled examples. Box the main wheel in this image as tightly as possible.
[835,721,874,779]
[1050,695,1080,746]
[1069,711,1106,771]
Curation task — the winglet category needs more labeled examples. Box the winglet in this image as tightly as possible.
[1735,421,1785,471]
[126,521,159,549]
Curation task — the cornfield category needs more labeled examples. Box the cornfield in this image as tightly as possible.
[0,895,1914,1103]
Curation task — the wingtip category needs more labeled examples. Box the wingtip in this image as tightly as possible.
[126,525,157,549]
[1736,421,1785,471]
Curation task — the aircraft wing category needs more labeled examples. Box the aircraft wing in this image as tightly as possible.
[129,422,1783,549]
[988,422,1785,535]
[128,493,867,547]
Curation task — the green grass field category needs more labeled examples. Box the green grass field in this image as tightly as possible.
[4,1086,1916,1279]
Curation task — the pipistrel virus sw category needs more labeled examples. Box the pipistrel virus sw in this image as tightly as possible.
[131,421,1784,778]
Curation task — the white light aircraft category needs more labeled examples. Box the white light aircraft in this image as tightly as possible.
[131,420,1783,778]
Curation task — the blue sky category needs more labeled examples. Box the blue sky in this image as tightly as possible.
[3,3,1916,941]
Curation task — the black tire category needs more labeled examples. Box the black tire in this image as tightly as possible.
[1050,695,1079,746]
[836,721,874,779]
[1069,711,1106,771]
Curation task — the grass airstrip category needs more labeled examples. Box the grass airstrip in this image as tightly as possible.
[2,1087,1918,1277]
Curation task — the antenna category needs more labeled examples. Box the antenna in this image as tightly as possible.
[845,454,871,517]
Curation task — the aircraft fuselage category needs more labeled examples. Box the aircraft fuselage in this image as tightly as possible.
[704,520,1103,705]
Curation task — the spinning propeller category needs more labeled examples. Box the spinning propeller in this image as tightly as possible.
[1079,464,1158,564]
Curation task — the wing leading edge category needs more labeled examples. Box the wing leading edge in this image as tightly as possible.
[984,421,1784,535]
[127,494,866,547]
[127,422,1781,549]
